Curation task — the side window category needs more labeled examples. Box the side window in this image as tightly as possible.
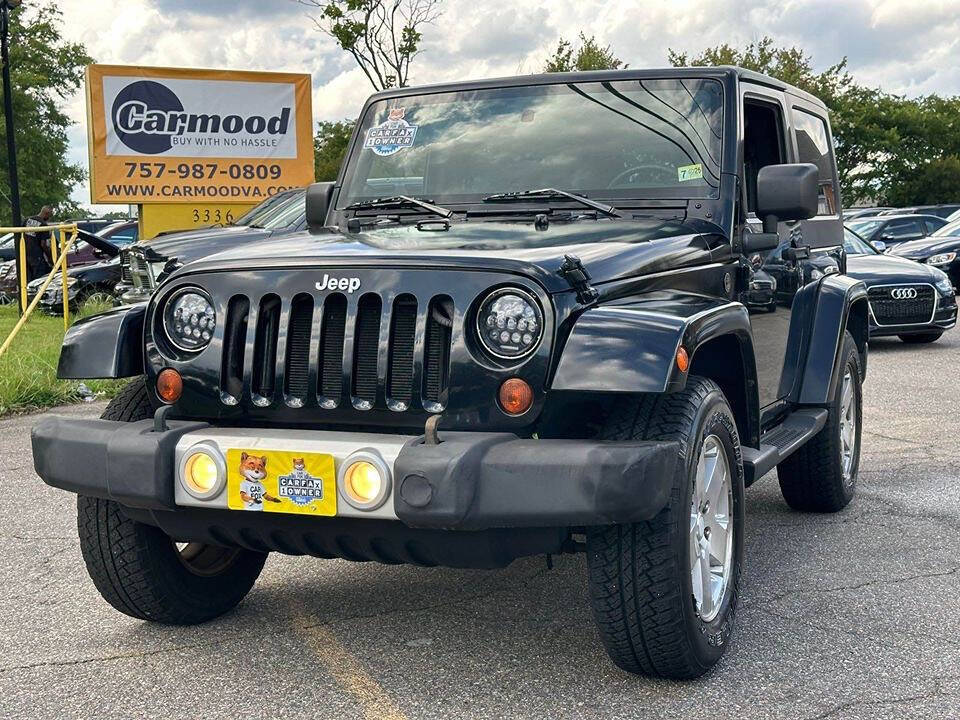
[883,219,923,241]
[743,100,786,214]
[792,108,837,216]
[923,218,942,234]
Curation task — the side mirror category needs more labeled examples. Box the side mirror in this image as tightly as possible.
[305,181,335,230]
[871,240,887,253]
[756,163,819,233]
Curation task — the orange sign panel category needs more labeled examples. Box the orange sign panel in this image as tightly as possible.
[85,64,315,204]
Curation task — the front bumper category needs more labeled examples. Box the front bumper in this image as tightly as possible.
[32,416,680,531]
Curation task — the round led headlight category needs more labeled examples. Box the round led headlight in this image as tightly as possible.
[476,287,543,360]
[162,288,216,352]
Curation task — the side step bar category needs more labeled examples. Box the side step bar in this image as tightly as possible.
[741,408,829,486]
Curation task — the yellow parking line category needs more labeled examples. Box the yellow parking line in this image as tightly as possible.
[301,624,408,720]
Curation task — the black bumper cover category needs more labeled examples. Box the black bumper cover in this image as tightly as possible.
[32,417,680,531]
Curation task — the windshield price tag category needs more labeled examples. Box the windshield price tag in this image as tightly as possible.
[677,163,704,182]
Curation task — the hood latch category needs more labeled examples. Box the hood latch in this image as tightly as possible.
[557,254,599,305]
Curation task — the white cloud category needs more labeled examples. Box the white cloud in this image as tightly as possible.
[47,0,960,212]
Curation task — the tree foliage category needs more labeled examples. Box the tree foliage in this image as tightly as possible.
[669,37,960,206]
[0,3,92,224]
[314,119,355,181]
[544,33,624,73]
[299,0,442,90]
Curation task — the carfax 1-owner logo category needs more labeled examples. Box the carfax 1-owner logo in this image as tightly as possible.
[364,107,418,156]
[226,449,336,516]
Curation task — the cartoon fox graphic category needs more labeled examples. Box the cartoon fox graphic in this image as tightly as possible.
[238,452,280,510]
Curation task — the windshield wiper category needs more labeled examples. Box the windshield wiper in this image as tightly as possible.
[482,188,623,218]
[343,195,453,219]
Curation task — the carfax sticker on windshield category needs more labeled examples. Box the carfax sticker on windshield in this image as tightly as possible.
[364,107,418,156]
[677,163,704,182]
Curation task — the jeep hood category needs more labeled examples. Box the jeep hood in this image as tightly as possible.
[189,219,727,293]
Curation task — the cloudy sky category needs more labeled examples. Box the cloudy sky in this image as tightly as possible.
[53,0,960,211]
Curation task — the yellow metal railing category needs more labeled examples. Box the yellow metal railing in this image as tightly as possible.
[0,223,78,359]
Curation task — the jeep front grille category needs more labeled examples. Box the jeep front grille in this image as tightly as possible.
[219,291,454,412]
[868,284,935,326]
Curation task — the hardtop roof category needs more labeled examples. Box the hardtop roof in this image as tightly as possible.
[365,65,828,110]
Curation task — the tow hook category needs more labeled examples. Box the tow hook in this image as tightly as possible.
[424,414,443,445]
[557,254,599,305]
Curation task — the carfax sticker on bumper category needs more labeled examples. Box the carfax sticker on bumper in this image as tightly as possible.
[226,449,336,516]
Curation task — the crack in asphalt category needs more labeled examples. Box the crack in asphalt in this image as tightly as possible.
[0,641,211,673]
[760,566,960,604]
[803,682,951,720]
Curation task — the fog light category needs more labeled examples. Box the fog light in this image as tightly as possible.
[338,450,391,510]
[157,368,183,403]
[498,378,533,415]
[179,444,225,500]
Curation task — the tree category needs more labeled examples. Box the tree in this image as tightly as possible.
[0,3,92,224]
[668,37,960,206]
[299,0,442,90]
[544,33,624,73]
[886,156,960,206]
[314,119,355,181]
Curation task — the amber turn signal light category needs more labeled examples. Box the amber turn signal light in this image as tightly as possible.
[499,378,533,415]
[157,368,183,404]
[676,346,690,373]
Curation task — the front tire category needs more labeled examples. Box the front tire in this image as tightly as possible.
[77,378,267,624]
[898,331,942,344]
[585,377,745,679]
[777,331,862,512]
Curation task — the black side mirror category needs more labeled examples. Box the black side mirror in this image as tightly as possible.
[756,163,819,233]
[305,181,335,230]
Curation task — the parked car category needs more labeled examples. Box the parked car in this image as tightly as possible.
[843,207,891,220]
[26,249,123,314]
[878,204,960,219]
[0,220,135,266]
[888,234,960,294]
[843,228,956,343]
[114,189,306,304]
[0,233,14,262]
[36,66,871,680]
[0,225,129,303]
[845,213,948,250]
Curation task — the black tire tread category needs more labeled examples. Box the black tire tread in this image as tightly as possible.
[76,377,266,624]
[586,377,736,679]
[777,332,861,512]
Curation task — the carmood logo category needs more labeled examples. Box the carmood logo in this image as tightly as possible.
[112,81,184,154]
[110,79,293,156]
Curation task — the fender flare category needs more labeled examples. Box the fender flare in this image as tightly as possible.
[795,274,869,406]
[57,304,145,380]
[551,297,761,445]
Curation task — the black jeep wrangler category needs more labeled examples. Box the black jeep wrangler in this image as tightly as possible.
[33,67,868,680]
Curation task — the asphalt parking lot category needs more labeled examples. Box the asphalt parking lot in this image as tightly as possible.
[2,332,959,720]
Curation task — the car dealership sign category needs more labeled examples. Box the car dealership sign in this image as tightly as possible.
[86,64,314,204]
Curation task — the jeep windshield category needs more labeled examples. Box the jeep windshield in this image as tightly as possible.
[338,78,723,211]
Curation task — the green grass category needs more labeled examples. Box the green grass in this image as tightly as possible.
[0,302,124,416]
